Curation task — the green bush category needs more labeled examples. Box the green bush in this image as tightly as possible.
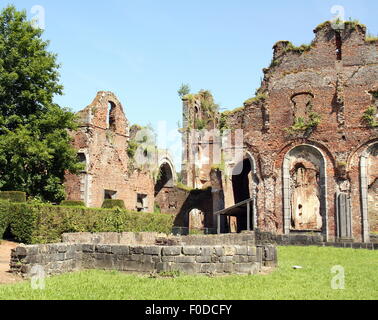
[0,191,26,203]
[60,200,85,207]
[0,201,174,244]
[0,201,11,239]
[102,199,126,209]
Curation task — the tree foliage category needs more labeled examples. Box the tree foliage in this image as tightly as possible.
[0,6,82,202]
[178,83,190,98]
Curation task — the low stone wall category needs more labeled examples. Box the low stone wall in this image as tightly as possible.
[11,243,277,278]
[61,231,377,250]
[61,232,257,246]
[256,231,378,250]
[256,231,325,246]
[172,233,256,246]
[62,232,165,245]
[10,244,81,276]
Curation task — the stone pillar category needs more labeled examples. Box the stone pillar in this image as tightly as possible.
[336,192,352,241]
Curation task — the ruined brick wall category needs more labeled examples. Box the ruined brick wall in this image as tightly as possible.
[185,22,378,243]
[155,186,216,232]
[64,92,155,211]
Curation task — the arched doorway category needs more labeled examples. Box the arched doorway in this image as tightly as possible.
[360,143,378,242]
[154,162,174,197]
[230,154,259,233]
[283,145,327,237]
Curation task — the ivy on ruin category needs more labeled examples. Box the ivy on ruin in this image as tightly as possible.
[284,112,321,135]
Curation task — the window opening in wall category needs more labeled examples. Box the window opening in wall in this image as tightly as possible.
[104,190,117,200]
[136,194,148,212]
[77,153,87,172]
[335,32,342,61]
[108,101,116,130]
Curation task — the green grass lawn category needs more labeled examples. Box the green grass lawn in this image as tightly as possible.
[0,246,377,300]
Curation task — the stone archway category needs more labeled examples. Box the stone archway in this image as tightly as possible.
[154,152,176,196]
[360,143,378,242]
[283,145,327,237]
[154,162,174,197]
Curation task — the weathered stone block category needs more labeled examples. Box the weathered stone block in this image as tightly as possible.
[201,247,214,256]
[162,247,182,256]
[182,246,201,256]
[223,246,236,256]
[175,256,196,264]
[235,246,248,255]
[234,263,254,274]
[219,256,233,263]
[196,256,211,263]
[111,245,130,255]
[233,255,249,263]
[96,245,112,254]
[214,246,224,256]
[57,244,68,253]
[82,244,95,253]
[200,264,217,274]
[247,247,257,256]
[156,262,173,273]
[161,256,177,263]
[131,246,144,254]
[256,247,263,263]
[176,263,200,274]
[143,246,162,256]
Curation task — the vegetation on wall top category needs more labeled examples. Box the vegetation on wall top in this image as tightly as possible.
[178,84,191,98]
[314,19,366,33]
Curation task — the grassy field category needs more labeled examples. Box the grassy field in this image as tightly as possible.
[0,246,377,300]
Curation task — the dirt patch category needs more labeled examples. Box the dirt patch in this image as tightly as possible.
[0,241,23,285]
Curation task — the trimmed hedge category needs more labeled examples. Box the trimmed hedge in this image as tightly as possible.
[60,200,85,207]
[0,201,174,244]
[0,191,26,203]
[102,199,126,209]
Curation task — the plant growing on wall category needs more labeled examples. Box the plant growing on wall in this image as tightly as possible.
[362,106,378,128]
[285,112,321,134]
[178,84,191,98]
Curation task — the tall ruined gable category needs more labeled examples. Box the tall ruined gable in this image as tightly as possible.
[76,91,129,137]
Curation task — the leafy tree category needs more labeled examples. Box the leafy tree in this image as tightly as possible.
[178,83,190,98]
[0,6,82,202]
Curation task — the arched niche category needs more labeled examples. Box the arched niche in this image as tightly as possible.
[283,145,327,237]
[188,208,206,232]
[360,143,378,242]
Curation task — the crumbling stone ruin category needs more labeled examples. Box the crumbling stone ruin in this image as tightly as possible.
[64,21,378,244]
[178,21,378,243]
[64,91,177,212]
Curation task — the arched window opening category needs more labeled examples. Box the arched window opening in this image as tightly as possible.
[108,101,116,131]
[77,152,87,172]
[155,162,174,196]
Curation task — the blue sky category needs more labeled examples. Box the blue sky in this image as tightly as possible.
[4,0,378,169]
